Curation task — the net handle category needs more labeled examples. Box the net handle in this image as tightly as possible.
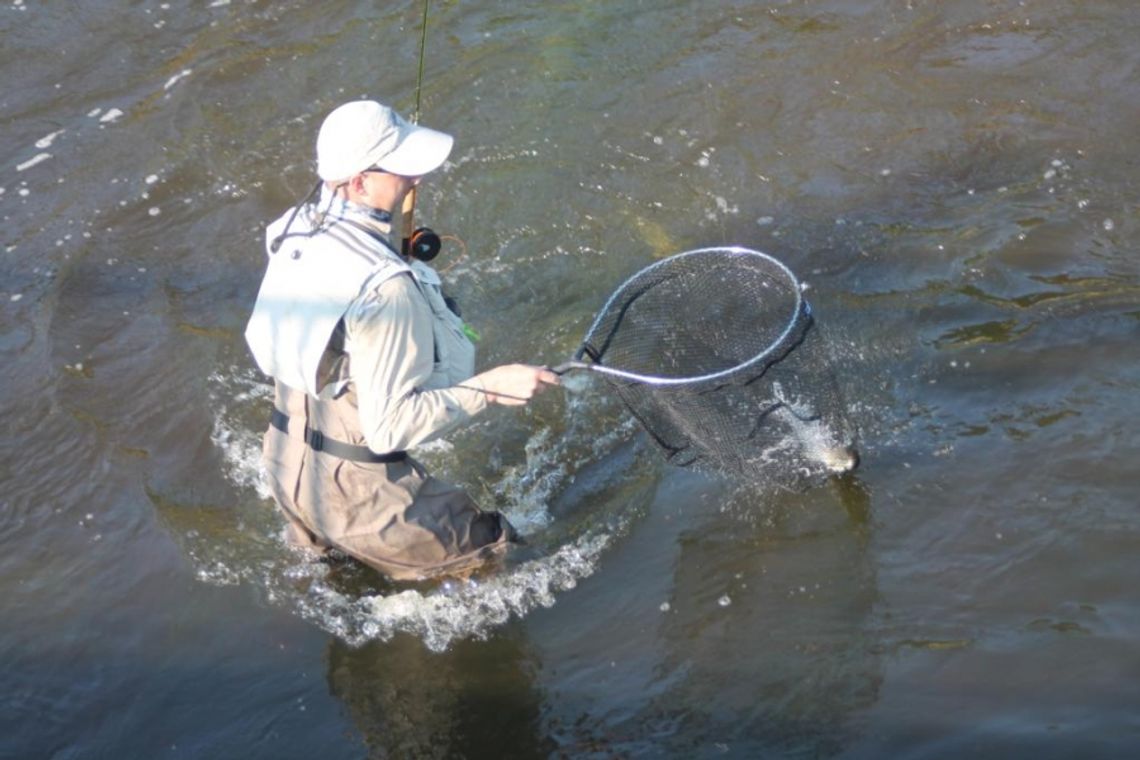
[564,246,805,386]
[550,361,588,375]
[549,360,680,384]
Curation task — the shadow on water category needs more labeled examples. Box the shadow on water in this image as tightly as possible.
[653,474,881,756]
[326,632,555,760]
[532,464,884,756]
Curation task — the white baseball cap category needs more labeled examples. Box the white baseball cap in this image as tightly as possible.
[315,100,454,182]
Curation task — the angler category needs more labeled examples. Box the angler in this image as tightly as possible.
[245,100,558,579]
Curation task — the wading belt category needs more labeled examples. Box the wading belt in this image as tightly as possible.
[270,408,407,464]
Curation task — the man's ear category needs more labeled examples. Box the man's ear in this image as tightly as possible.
[347,173,367,195]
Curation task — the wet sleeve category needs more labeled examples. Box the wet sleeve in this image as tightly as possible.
[345,274,488,453]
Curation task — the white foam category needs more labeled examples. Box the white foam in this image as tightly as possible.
[347,531,612,651]
[164,69,192,91]
[16,153,51,172]
[35,130,64,149]
[491,427,560,532]
[208,368,273,498]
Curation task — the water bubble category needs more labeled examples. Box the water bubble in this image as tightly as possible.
[659,601,671,612]
[717,594,732,607]
[1102,219,1114,231]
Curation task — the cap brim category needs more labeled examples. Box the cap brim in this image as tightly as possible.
[374,124,454,177]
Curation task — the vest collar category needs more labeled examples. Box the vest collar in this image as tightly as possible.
[315,184,395,241]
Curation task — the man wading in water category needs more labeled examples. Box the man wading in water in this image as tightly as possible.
[245,100,558,580]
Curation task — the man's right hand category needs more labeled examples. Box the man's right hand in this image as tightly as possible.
[474,364,561,406]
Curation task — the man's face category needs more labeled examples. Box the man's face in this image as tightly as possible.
[360,168,420,210]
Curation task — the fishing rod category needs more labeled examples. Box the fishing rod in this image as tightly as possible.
[269,2,439,259]
[400,0,442,262]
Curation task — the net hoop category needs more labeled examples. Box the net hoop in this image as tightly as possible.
[577,246,805,386]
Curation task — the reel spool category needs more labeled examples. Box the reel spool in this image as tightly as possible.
[403,226,442,262]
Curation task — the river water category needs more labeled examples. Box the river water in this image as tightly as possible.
[3,1,1138,757]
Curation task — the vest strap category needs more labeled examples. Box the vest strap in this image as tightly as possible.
[270,408,407,464]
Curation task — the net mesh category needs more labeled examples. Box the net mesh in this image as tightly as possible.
[578,247,855,478]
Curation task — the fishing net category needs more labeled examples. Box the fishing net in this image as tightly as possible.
[565,246,856,477]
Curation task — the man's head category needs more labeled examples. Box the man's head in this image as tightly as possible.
[316,100,453,183]
[315,100,453,215]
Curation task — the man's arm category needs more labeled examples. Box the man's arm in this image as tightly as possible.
[347,275,487,453]
[347,275,560,453]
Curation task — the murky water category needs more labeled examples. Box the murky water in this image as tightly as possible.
[3,0,1139,757]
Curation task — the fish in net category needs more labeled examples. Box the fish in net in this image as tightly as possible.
[555,246,858,478]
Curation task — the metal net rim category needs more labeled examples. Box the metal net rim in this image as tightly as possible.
[578,245,804,386]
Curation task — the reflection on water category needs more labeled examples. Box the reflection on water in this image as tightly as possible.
[523,467,882,756]
[644,503,880,756]
[327,633,554,759]
[3,0,1140,756]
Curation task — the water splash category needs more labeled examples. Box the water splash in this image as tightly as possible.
[199,365,638,651]
[299,530,614,651]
